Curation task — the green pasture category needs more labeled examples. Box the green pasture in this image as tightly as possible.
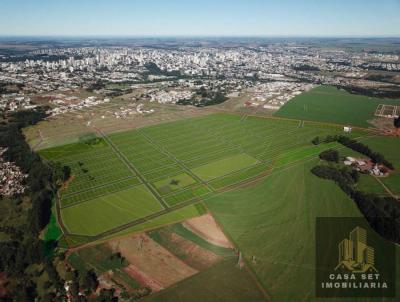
[143,259,266,302]
[61,185,163,236]
[357,174,388,196]
[100,204,206,241]
[39,112,371,241]
[275,85,400,127]
[192,154,260,181]
[153,173,197,195]
[206,159,399,302]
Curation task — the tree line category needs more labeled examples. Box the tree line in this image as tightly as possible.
[312,156,400,244]
[0,108,75,301]
[336,85,400,99]
[312,135,394,170]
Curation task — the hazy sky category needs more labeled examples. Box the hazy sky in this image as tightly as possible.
[1,0,400,37]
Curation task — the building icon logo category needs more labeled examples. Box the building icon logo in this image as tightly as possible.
[335,226,377,273]
[316,218,395,298]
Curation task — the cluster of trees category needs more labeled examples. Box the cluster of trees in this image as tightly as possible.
[319,149,339,163]
[311,165,360,191]
[292,64,320,71]
[0,109,74,300]
[87,80,106,92]
[312,135,394,169]
[337,136,394,169]
[177,87,228,107]
[0,83,24,94]
[312,154,400,244]
[144,62,181,77]
[336,85,400,99]
[394,116,400,129]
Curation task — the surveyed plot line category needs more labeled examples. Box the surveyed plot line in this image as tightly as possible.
[62,135,362,243]
[202,204,272,302]
[68,164,275,241]
[94,128,168,209]
[137,129,216,194]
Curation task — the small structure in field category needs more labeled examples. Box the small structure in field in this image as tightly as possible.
[343,126,352,133]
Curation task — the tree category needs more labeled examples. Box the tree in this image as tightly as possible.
[394,116,400,128]
[96,288,118,302]
[70,280,80,300]
[312,136,321,145]
[319,149,339,163]
[51,162,71,186]
[394,116,400,137]
[80,269,98,294]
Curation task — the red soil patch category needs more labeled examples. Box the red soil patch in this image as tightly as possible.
[183,214,233,248]
[156,229,222,270]
[124,264,164,292]
[107,234,197,288]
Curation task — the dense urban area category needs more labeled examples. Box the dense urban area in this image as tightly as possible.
[2,39,400,117]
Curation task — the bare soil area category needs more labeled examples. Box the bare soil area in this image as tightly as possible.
[107,234,197,288]
[183,213,233,248]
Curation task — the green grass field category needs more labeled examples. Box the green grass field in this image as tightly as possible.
[274,85,400,127]
[206,159,400,302]
[153,173,197,195]
[357,174,388,195]
[143,259,266,302]
[100,204,206,241]
[39,113,366,241]
[62,185,163,236]
[36,111,400,300]
[192,153,259,181]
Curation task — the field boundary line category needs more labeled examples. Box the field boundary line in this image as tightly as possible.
[373,176,398,199]
[203,204,272,302]
[213,109,379,133]
[59,130,376,241]
[94,127,168,209]
[61,176,138,198]
[137,129,216,194]
[61,183,147,209]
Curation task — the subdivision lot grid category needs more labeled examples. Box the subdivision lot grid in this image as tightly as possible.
[40,138,140,208]
[110,113,350,193]
[39,113,360,237]
[375,104,399,118]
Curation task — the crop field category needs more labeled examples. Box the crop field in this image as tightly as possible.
[206,159,400,302]
[275,85,400,127]
[192,153,260,181]
[39,113,366,241]
[61,185,163,236]
[143,259,267,302]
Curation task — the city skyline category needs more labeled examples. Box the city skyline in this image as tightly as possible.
[1,0,400,37]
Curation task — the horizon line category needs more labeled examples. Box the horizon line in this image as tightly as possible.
[1,34,400,39]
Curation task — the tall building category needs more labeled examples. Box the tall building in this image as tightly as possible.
[335,227,377,273]
[364,246,375,265]
[350,227,367,264]
[338,238,353,263]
